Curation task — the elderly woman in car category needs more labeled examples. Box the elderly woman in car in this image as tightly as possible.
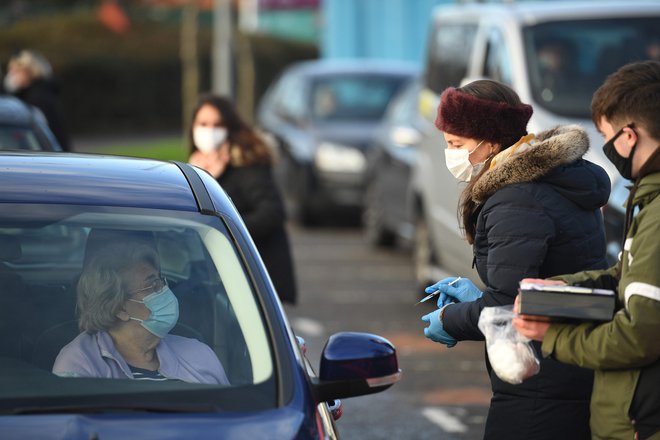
[53,240,229,384]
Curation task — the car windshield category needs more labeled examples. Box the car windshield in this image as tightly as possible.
[524,17,660,118]
[0,126,43,150]
[0,204,276,414]
[310,74,409,122]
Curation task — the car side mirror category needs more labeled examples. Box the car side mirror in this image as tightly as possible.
[312,332,400,403]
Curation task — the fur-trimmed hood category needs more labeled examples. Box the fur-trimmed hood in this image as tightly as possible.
[471,125,610,209]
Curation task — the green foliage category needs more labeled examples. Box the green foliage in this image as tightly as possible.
[79,137,188,162]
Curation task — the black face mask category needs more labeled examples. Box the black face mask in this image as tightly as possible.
[602,123,637,180]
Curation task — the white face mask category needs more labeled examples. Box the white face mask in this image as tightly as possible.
[193,126,227,154]
[444,140,485,182]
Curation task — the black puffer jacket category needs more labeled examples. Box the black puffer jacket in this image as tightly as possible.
[218,164,298,304]
[14,78,70,151]
[442,125,611,440]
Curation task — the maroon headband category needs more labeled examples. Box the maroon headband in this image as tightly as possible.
[435,87,533,144]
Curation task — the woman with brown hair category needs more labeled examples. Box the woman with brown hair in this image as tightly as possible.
[420,80,610,439]
[188,94,297,305]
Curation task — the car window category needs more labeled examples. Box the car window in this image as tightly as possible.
[0,204,276,413]
[524,16,660,118]
[425,22,478,94]
[0,126,43,150]
[310,74,409,121]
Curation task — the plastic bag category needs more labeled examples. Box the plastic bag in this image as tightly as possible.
[477,305,540,384]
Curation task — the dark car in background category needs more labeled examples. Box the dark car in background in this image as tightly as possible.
[362,79,429,248]
[0,95,62,151]
[0,152,400,439]
[257,59,419,225]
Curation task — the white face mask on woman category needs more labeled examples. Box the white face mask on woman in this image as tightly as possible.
[444,140,485,182]
[193,126,227,154]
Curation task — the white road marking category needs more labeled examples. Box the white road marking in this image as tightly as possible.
[291,317,325,337]
[422,407,468,433]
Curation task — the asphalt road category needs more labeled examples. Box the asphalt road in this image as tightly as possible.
[282,222,491,440]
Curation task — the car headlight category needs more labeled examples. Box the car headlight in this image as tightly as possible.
[315,142,366,173]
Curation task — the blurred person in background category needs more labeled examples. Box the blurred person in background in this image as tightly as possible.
[513,60,660,440]
[420,79,611,439]
[645,37,660,62]
[312,85,338,120]
[3,49,71,151]
[188,93,298,305]
[536,37,581,99]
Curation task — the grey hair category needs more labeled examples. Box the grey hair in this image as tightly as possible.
[9,50,53,80]
[77,241,159,333]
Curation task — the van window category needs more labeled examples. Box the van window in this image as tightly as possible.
[524,17,660,118]
[484,28,513,86]
[425,23,478,94]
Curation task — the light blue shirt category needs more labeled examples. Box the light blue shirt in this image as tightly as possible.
[53,330,230,385]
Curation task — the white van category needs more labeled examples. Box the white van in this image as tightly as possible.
[411,0,660,286]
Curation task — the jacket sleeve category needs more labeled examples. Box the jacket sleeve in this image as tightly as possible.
[443,186,555,341]
[236,165,286,242]
[551,264,619,291]
[542,208,660,370]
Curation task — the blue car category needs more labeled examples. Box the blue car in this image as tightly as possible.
[0,152,400,439]
[0,95,62,151]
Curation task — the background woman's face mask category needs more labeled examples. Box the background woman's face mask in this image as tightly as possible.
[193,126,227,154]
[444,140,484,182]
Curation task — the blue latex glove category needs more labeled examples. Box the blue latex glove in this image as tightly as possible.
[425,277,483,307]
[421,308,457,347]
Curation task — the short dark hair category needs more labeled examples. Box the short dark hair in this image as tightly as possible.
[591,60,660,140]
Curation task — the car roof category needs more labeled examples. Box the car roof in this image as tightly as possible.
[0,95,36,127]
[285,59,420,78]
[0,151,226,213]
[433,1,660,24]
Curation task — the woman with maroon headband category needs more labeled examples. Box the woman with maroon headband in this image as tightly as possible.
[420,80,610,439]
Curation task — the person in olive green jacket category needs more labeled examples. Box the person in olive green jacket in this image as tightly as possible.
[513,60,660,440]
